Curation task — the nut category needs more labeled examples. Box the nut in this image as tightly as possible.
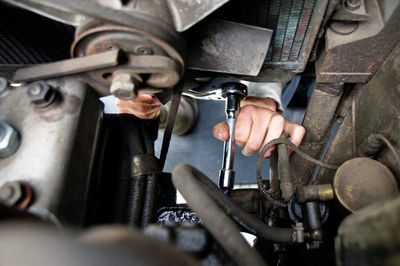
[27,81,56,108]
[0,181,22,206]
[110,73,137,100]
[0,121,20,158]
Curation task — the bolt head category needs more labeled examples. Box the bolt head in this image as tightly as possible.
[110,73,137,100]
[27,81,56,108]
[0,122,20,158]
[0,182,22,206]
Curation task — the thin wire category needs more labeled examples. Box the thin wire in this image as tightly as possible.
[256,138,340,206]
[375,134,400,170]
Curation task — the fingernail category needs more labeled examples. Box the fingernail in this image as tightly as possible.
[242,149,252,157]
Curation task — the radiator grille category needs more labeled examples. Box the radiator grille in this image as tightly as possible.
[215,0,320,71]
[0,3,73,66]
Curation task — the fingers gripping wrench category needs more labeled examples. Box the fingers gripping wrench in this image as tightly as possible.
[219,82,247,193]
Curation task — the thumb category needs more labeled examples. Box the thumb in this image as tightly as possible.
[212,122,230,141]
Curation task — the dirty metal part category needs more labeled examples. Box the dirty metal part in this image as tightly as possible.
[316,0,400,83]
[12,49,120,83]
[333,157,398,213]
[27,81,57,108]
[329,21,358,35]
[332,0,369,21]
[316,40,400,185]
[219,82,247,193]
[166,0,229,32]
[336,196,400,266]
[0,121,20,159]
[109,72,138,100]
[294,223,305,243]
[289,83,343,187]
[278,136,293,202]
[288,197,329,225]
[0,77,102,225]
[72,24,184,96]
[4,0,184,53]
[296,184,334,203]
[306,202,324,248]
[187,20,272,76]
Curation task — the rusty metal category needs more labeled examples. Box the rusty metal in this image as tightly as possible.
[72,24,184,96]
[297,184,334,203]
[278,135,293,202]
[316,0,400,83]
[12,49,120,83]
[316,41,400,185]
[186,20,272,76]
[334,157,398,213]
[289,83,343,187]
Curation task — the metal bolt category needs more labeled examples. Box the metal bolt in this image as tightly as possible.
[0,181,22,206]
[110,73,137,100]
[0,121,20,158]
[27,81,57,108]
[345,0,360,10]
[136,47,153,55]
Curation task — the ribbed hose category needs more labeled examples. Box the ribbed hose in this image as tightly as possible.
[172,164,295,244]
[172,164,266,266]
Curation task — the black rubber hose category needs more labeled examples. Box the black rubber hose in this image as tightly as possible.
[141,174,157,226]
[172,164,267,266]
[126,176,145,226]
[172,164,295,244]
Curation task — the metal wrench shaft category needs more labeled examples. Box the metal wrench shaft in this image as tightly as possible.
[218,83,247,193]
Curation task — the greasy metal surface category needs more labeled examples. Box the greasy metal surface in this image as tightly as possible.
[334,157,398,213]
[72,24,183,96]
[316,0,400,83]
[336,196,400,266]
[187,20,272,76]
[290,83,343,187]
[12,50,120,83]
[166,0,229,32]
[0,77,102,225]
[332,0,369,21]
[297,184,334,203]
[316,40,400,185]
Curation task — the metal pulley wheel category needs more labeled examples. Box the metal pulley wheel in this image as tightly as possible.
[71,21,185,98]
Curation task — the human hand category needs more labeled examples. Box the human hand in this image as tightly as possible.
[115,93,162,119]
[212,97,306,158]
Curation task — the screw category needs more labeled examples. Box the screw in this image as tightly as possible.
[136,47,153,55]
[0,121,20,158]
[110,73,138,100]
[27,81,57,108]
